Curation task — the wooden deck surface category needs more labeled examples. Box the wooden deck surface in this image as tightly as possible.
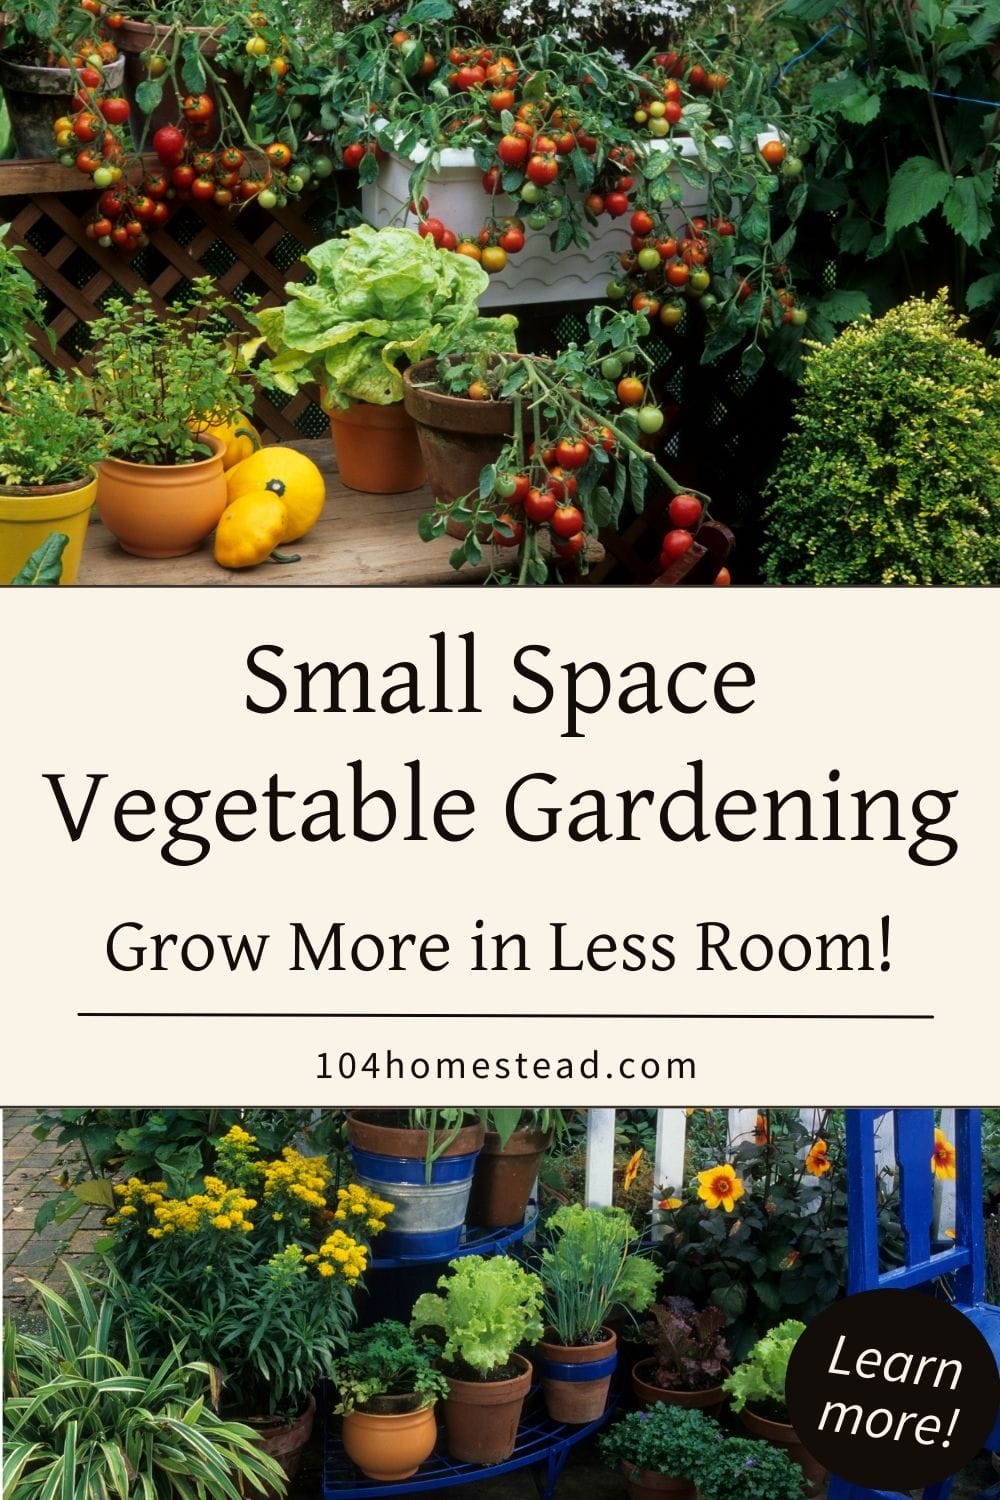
[76,439,500,587]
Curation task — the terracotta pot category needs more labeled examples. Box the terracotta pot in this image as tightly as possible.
[327,400,426,495]
[537,1327,617,1424]
[440,1353,532,1464]
[630,1357,727,1418]
[0,51,124,157]
[621,1458,696,1500]
[115,19,252,143]
[402,359,514,534]
[739,1406,826,1496]
[341,1399,438,1481]
[466,1125,552,1229]
[246,1393,315,1500]
[95,435,226,558]
[0,470,96,584]
[346,1112,485,1259]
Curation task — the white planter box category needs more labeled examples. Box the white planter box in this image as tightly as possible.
[362,137,712,309]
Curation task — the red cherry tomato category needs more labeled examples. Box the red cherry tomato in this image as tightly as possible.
[551,503,584,538]
[660,529,694,565]
[667,493,703,529]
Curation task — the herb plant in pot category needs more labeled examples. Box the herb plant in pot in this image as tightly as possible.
[537,1203,660,1424]
[250,224,516,495]
[0,369,106,584]
[90,279,247,558]
[695,1435,805,1500]
[332,1319,449,1481]
[631,1296,730,1415]
[723,1320,824,1494]
[598,1401,721,1500]
[347,1109,485,1258]
[410,1253,544,1464]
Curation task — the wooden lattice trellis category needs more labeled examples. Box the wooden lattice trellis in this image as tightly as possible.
[0,154,328,442]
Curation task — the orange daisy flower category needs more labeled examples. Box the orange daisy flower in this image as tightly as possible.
[623,1148,644,1191]
[805,1139,831,1176]
[931,1128,956,1180]
[658,1197,682,1211]
[696,1163,744,1212]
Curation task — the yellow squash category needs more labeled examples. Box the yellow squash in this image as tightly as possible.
[226,445,325,542]
[214,481,301,570]
[191,414,262,470]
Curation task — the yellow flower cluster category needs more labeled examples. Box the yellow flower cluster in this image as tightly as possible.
[306,1229,368,1283]
[145,1178,258,1238]
[333,1182,395,1235]
[259,1148,332,1211]
[106,1177,169,1225]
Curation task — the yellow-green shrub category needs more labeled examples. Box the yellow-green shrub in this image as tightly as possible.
[762,293,1000,585]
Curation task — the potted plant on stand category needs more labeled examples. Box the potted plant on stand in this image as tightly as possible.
[410,1253,544,1464]
[0,0,125,159]
[346,1109,486,1258]
[537,1203,659,1423]
[100,1123,393,1491]
[250,224,517,495]
[722,1320,825,1494]
[631,1296,730,1414]
[89,278,249,558]
[332,1319,449,1481]
[0,369,106,584]
[598,1402,720,1500]
[466,1109,565,1229]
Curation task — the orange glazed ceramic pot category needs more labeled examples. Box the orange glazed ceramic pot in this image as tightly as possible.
[96,434,227,558]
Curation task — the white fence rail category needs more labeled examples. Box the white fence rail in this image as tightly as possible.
[582,1108,955,1238]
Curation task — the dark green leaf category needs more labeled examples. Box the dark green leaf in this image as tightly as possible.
[966,271,1000,313]
[815,288,871,323]
[941,173,994,248]
[10,532,67,586]
[180,40,207,94]
[479,462,497,501]
[134,78,165,114]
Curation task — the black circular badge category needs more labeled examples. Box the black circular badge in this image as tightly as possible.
[786,1289,999,1490]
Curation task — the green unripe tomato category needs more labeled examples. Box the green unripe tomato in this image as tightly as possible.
[605,279,627,299]
[647,99,666,118]
[637,246,660,271]
[781,155,803,177]
[98,233,112,247]
[258,187,278,210]
[494,472,519,498]
[527,209,548,230]
[519,180,543,203]
[698,292,718,312]
[637,405,664,433]
[311,154,334,178]
[689,268,711,293]
[288,101,303,119]
[92,166,114,188]
[600,355,623,380]
[791,306,808,326]
[286,172,305,193]
[647,117,670,137]
[546,197,564,219]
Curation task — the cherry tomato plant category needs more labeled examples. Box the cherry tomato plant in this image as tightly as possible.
[417,305,713,584]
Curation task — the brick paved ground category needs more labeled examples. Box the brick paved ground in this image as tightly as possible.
[3,1106,109,1323]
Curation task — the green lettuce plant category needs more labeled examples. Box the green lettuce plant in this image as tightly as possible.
[762,293,1000,584]
[721,1319,804,1420]
[410,1253,544,1378]
[540,1203,660,1345]
[250,224,517,410]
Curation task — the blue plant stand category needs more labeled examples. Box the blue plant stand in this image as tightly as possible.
[369,1214,538,1270]
[321,1380,618,1500]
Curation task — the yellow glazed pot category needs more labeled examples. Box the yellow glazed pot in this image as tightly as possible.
[0,469,97,584]
[96,434,227,558]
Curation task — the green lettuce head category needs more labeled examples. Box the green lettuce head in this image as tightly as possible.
[249,224,516,410]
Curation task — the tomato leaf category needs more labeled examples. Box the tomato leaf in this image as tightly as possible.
[358,150,381,184]
[10,532,67,586]
[884,155,951,238]
[180,39,207,94]
[478,462,496,501]
[134,78,164,114]
[588,483,616,530]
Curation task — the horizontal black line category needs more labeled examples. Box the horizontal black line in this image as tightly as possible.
[77,1011,934,1021]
